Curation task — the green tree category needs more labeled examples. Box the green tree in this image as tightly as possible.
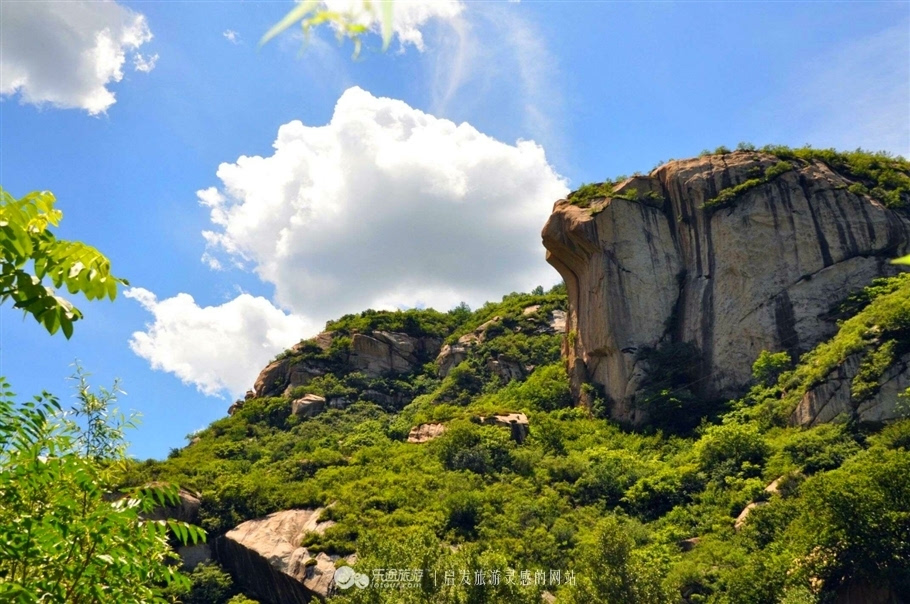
[0,369,204,602]
[560,516,668,604]
[0,188,127,338]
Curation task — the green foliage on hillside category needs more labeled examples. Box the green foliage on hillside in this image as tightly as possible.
[700,145,909,212]
[326,307,466,339]
[778,274,910,416]
[567,145,909,216]
[761,145,910,208]
[133,281,910,603]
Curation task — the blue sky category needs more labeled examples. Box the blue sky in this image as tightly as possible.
[1,0,908,460]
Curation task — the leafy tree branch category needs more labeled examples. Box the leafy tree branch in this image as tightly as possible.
[0,187,127,338]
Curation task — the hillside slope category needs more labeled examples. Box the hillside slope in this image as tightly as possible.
[132,148,910,604]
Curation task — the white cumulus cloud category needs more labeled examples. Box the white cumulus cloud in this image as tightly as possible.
[0,0,154,114]
[200,86,568,317]
[125,288,313,397]
[129,87,567,397]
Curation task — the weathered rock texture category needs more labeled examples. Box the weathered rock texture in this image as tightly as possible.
[791,352,910,426]
[351,331,441,376]
[254,337,332,399]
[215,509,350,604]
[254,331,441,398]
[291,394,327,419]
[542,152,910,424]
[435,310,565,379]
[407,423,447,443]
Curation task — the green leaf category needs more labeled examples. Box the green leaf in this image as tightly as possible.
[1,186,125,337]
[260,0,319,46]
[893,254,910,265]
[379,0,394,50]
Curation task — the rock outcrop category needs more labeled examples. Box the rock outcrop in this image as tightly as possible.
[350,331,441,376]
[791,352,910,426]
[476,412,530,443]
[215,509,351,604]
[436,309,566,379]
[254,338,331,399]
[542,152,910,424]
[407,423,447,443]
[253,330,442,398]
[291,394,327,419]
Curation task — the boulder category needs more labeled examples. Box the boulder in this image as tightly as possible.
[227,400,244,415]
[477,413,530,443]
[486,356,525,382]
[734,501,767,531]
[437,343,469,378]
[361,389,399,408]
[291,394,327,419]
[252,332,335,398]
[349,331,441,377]
[473,317,503,342]
[542,152,910,425]
[407,423,447,443]
[254,358,292,399]
[328,396,351,410]
[215,509,350,604]
[677,537,700,552]
[284,365,326,398]
[145,486,201,525]
[791,352,910,427]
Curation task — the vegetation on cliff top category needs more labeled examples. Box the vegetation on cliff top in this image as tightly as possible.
[566,144,910,213]
[130,274,910,604]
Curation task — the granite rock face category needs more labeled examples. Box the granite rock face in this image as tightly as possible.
[791,352,910,426]
[542,152,910,424]
[215,509,352,604]
[253,330,441,398]
[350,331,441,377]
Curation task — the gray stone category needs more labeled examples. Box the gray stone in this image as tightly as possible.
[291,394,326,419]
[177,543,212,572]
[791,352,910,427]
[436,343,469,378]
[477,412,530,443]
[215,509,350,604]
[734,501,767,531]
[542,152,910,425]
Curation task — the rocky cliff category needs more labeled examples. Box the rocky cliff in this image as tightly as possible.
[542,150,910,425]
